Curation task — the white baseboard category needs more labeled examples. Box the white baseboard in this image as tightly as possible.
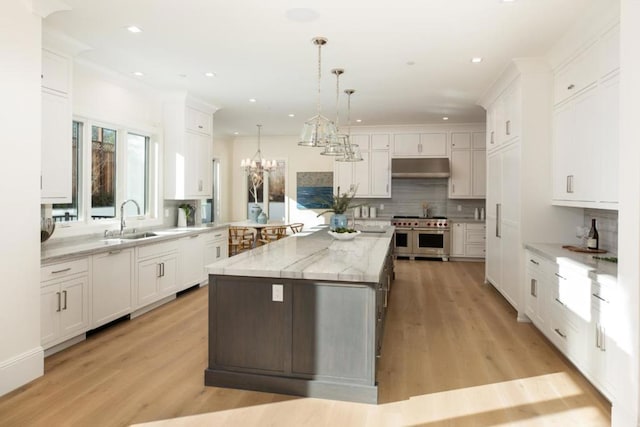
[0,346,44,397]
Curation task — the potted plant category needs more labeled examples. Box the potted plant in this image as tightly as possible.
[317,185,359,230]
[178,203,194,227]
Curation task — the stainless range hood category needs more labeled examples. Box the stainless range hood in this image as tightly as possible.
[391,158,450,178]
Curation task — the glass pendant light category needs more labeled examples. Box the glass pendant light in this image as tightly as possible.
[299,37,338,147]
[336,89,363,162]
[321,68,348,156]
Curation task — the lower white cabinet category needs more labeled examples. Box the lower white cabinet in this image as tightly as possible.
[524,252,551,331]
[585,281,616,399]
[203,229,229,279]
[180,233,206,289]
[92,249,134,328]
[136,240,179,309]
[40,258,89,348]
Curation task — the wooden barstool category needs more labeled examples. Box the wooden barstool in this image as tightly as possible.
[289,223,304,234]
[258,226,288,245]
[228,226,255,256]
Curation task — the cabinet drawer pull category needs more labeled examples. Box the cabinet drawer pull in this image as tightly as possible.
[198,125,203,129]
[62,290,67,310]
[530,279,537,297]
[56,292,61,312]
[592,293,608,303]
[567,84,575,90]
[554,328,567,339]
[51,267,72,274]
[529,259,539,266]
[490,131,495,144]
[554,297,565,306]
[213,233,223,238]
[190,234,200,238]
[554,272,566,280]
[505,120,511,136]
[108,250,122,255]
[595,324,601,349]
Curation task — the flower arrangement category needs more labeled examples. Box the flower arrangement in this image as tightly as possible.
[316,185,359,216]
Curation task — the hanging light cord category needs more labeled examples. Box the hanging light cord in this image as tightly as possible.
[316,41,322,119]
[335,71,340,131]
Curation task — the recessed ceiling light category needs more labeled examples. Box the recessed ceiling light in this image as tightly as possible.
[233,132,239,135]
[127,26,142,33]
[205,72,216,78]
[406,61,416,66]
[288,113,295,118]
[249,98,257,103]
[132,71,144,77]
[442,117,449,121]
[356,119,362,123]
[471,57,483,63]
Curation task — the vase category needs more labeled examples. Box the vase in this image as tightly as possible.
[249,204,262,222]
[177,209,187,227]
[257,211,268,224]
[330,213,348,231]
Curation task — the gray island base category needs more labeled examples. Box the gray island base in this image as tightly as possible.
[204,226,395,403]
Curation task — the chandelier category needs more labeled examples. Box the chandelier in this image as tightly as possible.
[240,124,277,203]
[335,89,363,162]
[299,36,338,147]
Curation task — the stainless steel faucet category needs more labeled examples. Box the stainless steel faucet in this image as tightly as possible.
[120,199,141,235]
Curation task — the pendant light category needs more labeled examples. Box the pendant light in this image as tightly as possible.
[321,68,348,156]
[299,37,338,147]
[336,89,363,162]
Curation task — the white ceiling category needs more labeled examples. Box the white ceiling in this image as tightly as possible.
[43,0,591,137]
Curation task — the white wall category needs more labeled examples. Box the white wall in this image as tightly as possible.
[613,2,640,426]
[0,2,44,395]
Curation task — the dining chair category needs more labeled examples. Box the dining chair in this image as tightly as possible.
[258,226,288,245]
[289,223,304,234]
[228,226,255,256]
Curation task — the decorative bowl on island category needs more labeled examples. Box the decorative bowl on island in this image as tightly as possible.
[328,229,361,241]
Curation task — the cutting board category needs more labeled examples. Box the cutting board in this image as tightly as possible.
[562,245,607,254]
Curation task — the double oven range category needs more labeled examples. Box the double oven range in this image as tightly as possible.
[391,215,450,261]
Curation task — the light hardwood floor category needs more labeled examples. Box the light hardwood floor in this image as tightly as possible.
[0,260,611,427]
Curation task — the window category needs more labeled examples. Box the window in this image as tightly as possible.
[50,117,155,228]
[52,121,82,222]
[246,160,286,220]
[91,125,117,219]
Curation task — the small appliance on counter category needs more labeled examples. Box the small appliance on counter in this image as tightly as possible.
[370,207,377,218]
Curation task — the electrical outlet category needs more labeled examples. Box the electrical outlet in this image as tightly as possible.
[164,209,170,218]
[272,284,284,302]
[379,204,384,210]
[457,205,462,212]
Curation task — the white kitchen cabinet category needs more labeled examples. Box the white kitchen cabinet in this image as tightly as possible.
[392,133,447,157]
[41,48,72,204]
[451,222,485,259]
[136,240,179,308]
[586,280,616,400]
[40,258,89,349]
[180,233,206,289]
[449,132,486,199]
[524,251,551,331]
[487,81,521,150]
[92,249,134,328]
[164,95,216,199]
[203,229,229,278]
[554,41,599,106]
[333,134,390,198]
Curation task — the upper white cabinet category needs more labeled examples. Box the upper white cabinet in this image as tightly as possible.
[334,134,391,198]
[449,132,486,199]
[551,21,620,209]
[392,133,447,157]
[163,95,216,199]
[41,49,72,203]
[487,81,521,150]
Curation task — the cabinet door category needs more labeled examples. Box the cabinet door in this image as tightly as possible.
[552,101,576,200]
[472,150,486,197]
[334,160,354,194]
[137,258,161,307]
[59,276,89,339]
[450,150,471,197]
[486,152,502,222]
[370,150,390,197]
[181,234,206,288]
[41,91,71,202]
[499,222,521,310]
[204,238,227,274]
[492,96,506,147]
[451,133,471,150]
[392,134,420,156]
[158,254,179,295]
[353,151,370,196]
[501,143,520,225]
[472,132,486,150]
[486,105,498,149]
[451,223,465,256]
[42,49,70,94]
[185,132,212,198]
[485,217,501,287]
[502,81,521,143]
[420,133,448,156]
[570,87,600,202]
[41,284,60,346]
[186,106,212,135]
[598,74,619,204]
[92,249,133,328]
[371,134,389,150]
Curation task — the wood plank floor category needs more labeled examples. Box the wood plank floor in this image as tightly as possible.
[0,260,611,427]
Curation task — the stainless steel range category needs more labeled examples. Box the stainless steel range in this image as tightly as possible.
[391,215,450,261]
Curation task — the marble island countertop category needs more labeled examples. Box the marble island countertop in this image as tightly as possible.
[207,226,395,283]
[41,224,228,265]
[525,242,617,284]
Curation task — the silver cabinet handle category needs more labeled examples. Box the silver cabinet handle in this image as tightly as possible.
[554,272,566,280]
[592,293,608,303]
[495,204,501,238]
[595,324,601,349]
[529,259,539,266]
[108,250,122,255]
[62,290,67,310]
[56,292,61,312]
[566,175,574,194]
[52,267,72,274]
[530,278,537,297]
[216,246,221,258]
[568,84,575,90]
[554,328,567,339]
[161,262,165,277]
[157,263,162,278]
[505,120,511,136]
[600,326,606,352]
[190,234,200,239]
[554,297,565,306]
[198,125,203,129]
[213,233,223,238]
[490,131,495,144]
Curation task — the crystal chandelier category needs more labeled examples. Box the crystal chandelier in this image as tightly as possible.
[335,89,363,162]
[240,125,277,203]
[321,68,349,156]
[299,37,338,147]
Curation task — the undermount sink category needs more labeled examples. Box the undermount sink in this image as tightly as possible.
[119,231,158,240]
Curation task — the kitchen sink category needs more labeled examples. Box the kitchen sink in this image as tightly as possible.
[119,231,158,240]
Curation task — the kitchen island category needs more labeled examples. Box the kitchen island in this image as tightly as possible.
[204,226,394,403]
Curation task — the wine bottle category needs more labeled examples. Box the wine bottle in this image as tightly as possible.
[587,219,599,250]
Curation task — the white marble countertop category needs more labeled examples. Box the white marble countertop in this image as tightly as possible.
[207,226,395,283]
[449,218,486,224]
[524,242,617,284]
[41,224,228,265]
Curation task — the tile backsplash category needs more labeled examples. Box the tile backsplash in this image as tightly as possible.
[354,178,485,219]
[583,209,618,253]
